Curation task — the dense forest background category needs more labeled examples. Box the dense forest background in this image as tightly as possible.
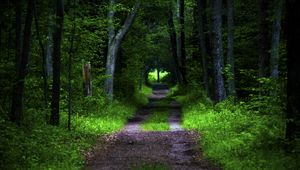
[0,0,299,169]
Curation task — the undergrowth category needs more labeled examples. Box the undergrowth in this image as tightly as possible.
[142,111,170,131]
[0,99,135,170]
[175,85,300,170]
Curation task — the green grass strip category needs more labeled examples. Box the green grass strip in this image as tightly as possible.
[141,111,170,131]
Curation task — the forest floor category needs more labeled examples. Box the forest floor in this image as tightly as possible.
[84,85,221,170]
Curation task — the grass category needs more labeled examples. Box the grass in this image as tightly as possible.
[176,85,300,170]
[141,111,170,131]
[0,101,135,170]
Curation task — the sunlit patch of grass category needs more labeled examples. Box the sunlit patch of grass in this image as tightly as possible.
[142,111,170,131]
[148,69,170,83]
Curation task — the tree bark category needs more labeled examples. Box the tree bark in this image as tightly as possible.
[270,0,282,78]
[179,0,187,84]
[10,0,34,124]
[286,0,300,149]
[226,0,236,96]
[105,0,140,101]
[258,0,270,77]
[15,0,22,70]
[50,0,64,126]
[167,9,183,84]
[83,63,92,96]
[196,0,209,93]
[33,0,49,108]
[212,0,226,101]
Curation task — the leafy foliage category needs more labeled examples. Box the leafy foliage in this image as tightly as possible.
[177,87,299,170]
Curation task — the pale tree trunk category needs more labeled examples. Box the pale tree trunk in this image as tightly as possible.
[105,0,140,101]
[196,0,209,93]
[270,0,282,78]
[212,0,226,101]
[83,62,92,96]
[226,0,236,96]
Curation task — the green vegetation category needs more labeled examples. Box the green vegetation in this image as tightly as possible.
[148,69,170,83]
[142,111,170,131]
[175,86,299,170]
[0,97,134,169]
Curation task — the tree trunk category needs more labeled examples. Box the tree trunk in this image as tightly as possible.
[157,69,160,83]
[105,1,140,101]
[270,0,282,78]
[212,0,226,101]
[196,0,209,93]
[258,0,270,77]
[68,0,76,130]
[83,63,92,96]
[286,0,300,149]
[10,0,34,124]
[33,0,49,108]
[167,9,183,84]
[15,0,22,70]
[50,0,64,126]
[179,0,187,84]
[226,0,236,96]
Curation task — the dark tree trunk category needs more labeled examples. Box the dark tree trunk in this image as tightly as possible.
[68,0,76,130]
[167,9,183,84]
[212,0,226,101]
[226,0,236,96]
[33,0,48,108]
[15,0,22,70]
[258,0,270,77]
[286,0,300,149]
[196,0,209,93]
[270,0,282,78]
[10,0,34,124]
[179,0,187,84]
[50,0,64,126]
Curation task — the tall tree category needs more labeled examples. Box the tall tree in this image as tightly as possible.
[105,0,140,101]
[15,0,22,69]
[258,0,270,77]
[226,0,236,96]
[50,0,64,125]
[178,0,187,83]
[196,0,209,93]
[10,0,34,124]
[211,0,226,101]
[270,0,282,78]
[33,0,48,108]
[286,0,300,148]
[167,9,183,84]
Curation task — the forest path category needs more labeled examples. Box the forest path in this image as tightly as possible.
[85,84,220,170]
